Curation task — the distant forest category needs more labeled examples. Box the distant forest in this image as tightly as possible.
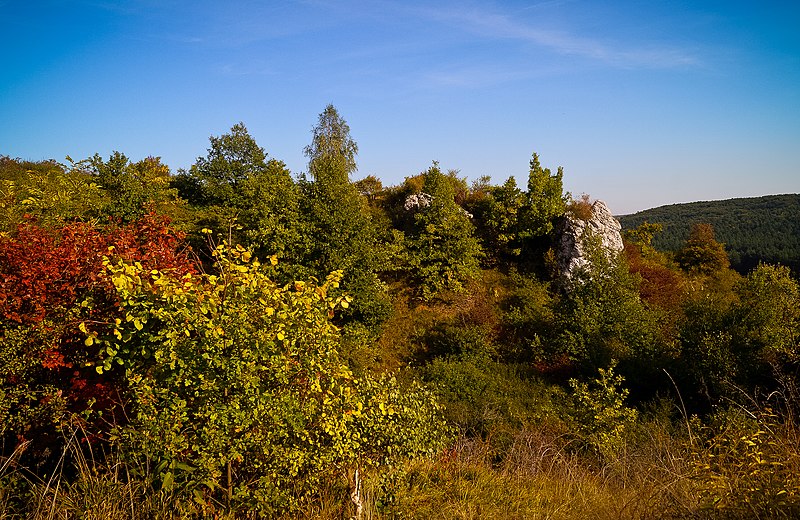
[618,194,800,275]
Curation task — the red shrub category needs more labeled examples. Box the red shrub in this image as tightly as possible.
[0,214,196,445]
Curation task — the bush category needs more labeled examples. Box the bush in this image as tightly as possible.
[692,406,800,518]
[98,244,447,515]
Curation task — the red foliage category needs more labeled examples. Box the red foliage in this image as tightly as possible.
[624,244,683,310]
[0,213,194,324]
[0,213,196,434]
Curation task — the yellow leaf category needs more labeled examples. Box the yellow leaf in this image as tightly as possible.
[79,322,88,333]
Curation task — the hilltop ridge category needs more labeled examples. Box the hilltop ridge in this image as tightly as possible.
[618,193,800,274]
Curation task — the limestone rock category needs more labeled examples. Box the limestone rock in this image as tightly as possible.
[403,192,434,212]
[553,200,623,282]
[404,192,473,218]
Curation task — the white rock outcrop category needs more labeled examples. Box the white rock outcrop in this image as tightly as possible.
[553,200,623,282]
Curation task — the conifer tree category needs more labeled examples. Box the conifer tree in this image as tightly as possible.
[519,152,569,240]
[406,163,483,300]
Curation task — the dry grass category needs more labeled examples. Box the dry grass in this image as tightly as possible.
[8,405,800,519]
[377,423,701,520]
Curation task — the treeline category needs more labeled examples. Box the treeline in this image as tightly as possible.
[618,194,800,275]
[2,106,800,518]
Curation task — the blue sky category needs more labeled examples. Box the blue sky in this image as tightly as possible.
[2,0,798,214]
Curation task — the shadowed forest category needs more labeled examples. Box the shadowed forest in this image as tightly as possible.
[1,106,799,519]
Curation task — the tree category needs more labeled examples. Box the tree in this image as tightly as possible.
[87,152,180,222]
[99,244,446,515]
[675,223,730,275]
[0,158,107,230]
[728,263,800,378]
[185,122,268,206]
[406,163,483,300]
[623,221,664,256]
[471,176,527,264]
[298,106,390,333]
[304,104,358,184]
[175,123,302,266]
[552,238,668,387]
[519,152,569,240]
[354,174,383,204]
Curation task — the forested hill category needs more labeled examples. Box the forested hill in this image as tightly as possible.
[618,194,800,274]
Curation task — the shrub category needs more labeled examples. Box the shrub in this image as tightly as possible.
[692,406,800,517]
[97,244,447,515]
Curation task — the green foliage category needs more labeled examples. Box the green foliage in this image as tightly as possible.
[406,163,483,300]
[519,152,569,240]
[569,362,638,457]
[96,244,445,515]
[677,263,798,407]
[184,122,269,205]
[498,269,556,362]
[470,176,527,264]
[731,263,800,364]
[176,123,303,267]
[354,174,383,204]
[305,104,358,184]
[298,107,391,335]
[0,159,106,230]
[86,152,180,222]
[422,355,567,438]
[693,407,800,517]
[553,239,665,376]
[619,194,800,275]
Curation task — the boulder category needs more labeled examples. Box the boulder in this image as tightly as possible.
[403,192,434,212]
[403,192,473,218]
[553,200,623,282]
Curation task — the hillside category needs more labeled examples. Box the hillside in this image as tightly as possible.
[618,194,800,274]
[4,113,800,518]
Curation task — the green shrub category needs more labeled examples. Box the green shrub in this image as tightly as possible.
[569,362,638,458]
[93,244,447,516]
[692,406,800,518]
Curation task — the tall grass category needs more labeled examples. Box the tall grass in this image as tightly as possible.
[4,400,800,519]
[378,420,700,520]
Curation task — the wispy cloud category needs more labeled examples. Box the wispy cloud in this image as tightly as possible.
[418,5,701,70]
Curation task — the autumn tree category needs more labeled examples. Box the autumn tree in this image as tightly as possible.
[98,244,446,515]
[0,216,194,466]
[675,223,730,275]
